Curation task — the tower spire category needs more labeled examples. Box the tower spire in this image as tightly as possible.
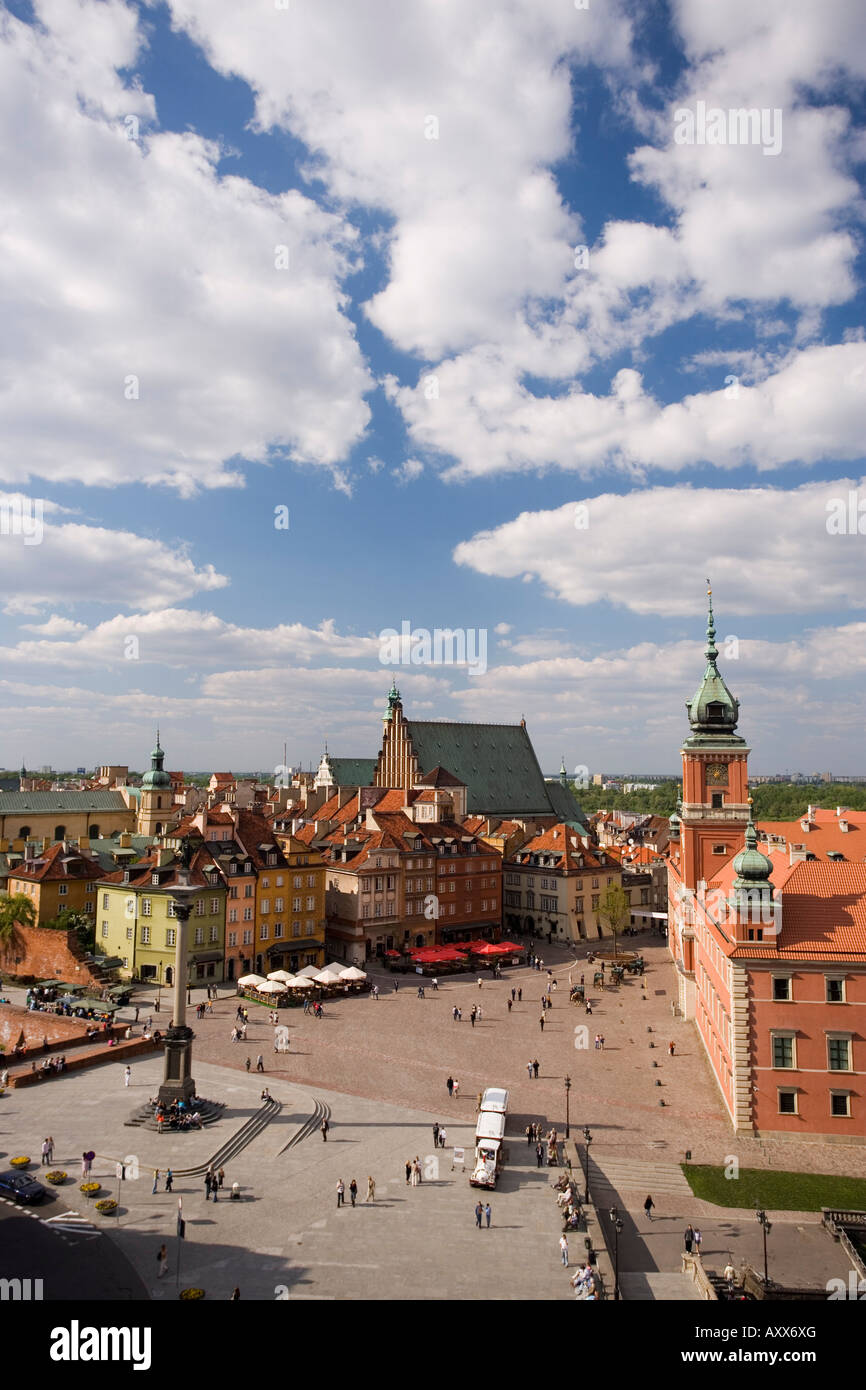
[705,578,718,665]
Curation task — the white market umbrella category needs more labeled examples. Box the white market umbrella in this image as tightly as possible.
[257,980,285,995]
[339,966,367,981]
[324,961,346,974]
[267,970,296,984]
[295,965,320,979]
[285,977,313,989]
[238,974,266,986]
[313,969,343,985]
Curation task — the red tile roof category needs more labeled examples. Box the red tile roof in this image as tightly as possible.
[11,842,103,882]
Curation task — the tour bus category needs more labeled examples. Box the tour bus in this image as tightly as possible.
[470,1090,509,1188]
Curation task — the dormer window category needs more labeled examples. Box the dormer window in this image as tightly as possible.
[122,869,130,884]
[706,702,726,720]
[151,872,160,886]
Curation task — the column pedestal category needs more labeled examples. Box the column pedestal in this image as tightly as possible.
[157,1024,196,1106]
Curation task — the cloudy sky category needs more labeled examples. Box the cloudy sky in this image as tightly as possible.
[1,0,865,776]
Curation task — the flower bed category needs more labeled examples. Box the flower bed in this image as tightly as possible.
[95,1198,117,1215]
[45,1170,67,1185]
[80,1181,101,1197]
[10,1156,30,1168]
[179,1287,205,1300]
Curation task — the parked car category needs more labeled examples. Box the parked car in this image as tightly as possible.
[0,1171,47,1204]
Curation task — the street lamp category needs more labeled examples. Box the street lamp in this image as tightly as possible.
[609,1204,624,1301]
[755,1207,772,1288]
[582,1126,592,1204]
[157,858,199,1108]
[564,1074,571,1139]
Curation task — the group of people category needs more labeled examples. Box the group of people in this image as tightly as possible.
[431,1122,448,1149]
[152,1097,203,1131]
[195,1000,214,1019]
[31,1054,68,1078]
[40,1136,56,1164]
[404,1157,426,1186]
[553,1172,583,1231]
[525,1059,541,1079]
[445,1075,460,1098]
[337,1176,375,1204]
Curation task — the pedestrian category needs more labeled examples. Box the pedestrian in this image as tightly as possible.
[165,1168,173,1193]
[230,1027,238,1042]
[693,1227,702,1256]
[477,1006,482,1022]
[452,1005,459,1021]
[533,1058,539,1078]
[41,1138,50,1166]
[527,1060,533,1080]
[411,1161,420,1187]
[151,1168,160,1194]
[124,1065,131,1087]
[470,1007,476,1029]
[559,1233,569,1266]
[229,1287,240,1300]
[669,1041,675,1056]
[405,1160,412,1185]
[212,1175,218,1202]
[245,1056,251,1072]
[433,1122,440,1146]
[321,1118,329,1141]
[134,1006,140,1022]
[517,987,522,1002]
[46,1137,54,1164]
[525,1124,533,1146]
[417,985,424,998]
[446,1075,454,1097]
[366,1175,376,1202]
[684,1224,695,1254]
[585,1001,592,1015]
[349,1178,358,1207]
[394,979,398,993]
[256,1054,264,1072]
[432,977,439,991]
[475,1202,483,1228]
[599,1034,605,1051]
[594,1034,601,1050]
[336,1179,345,1207]
[485,1203,491,1228]
[580,974,584,986]
[477,977,483,990]
[511,988,516,1002]
[539,1015,545,1032]
[372,985,379,1000]
[453,1078,459,1098]
[507,998,513,1013]
[218,1167,225,1188]
[438,1127,446,1149]
[536,1142,544,1168]
[204,1172,211,1199]
[644,1194,655,1221]
[476,1092,483,1112]
[157,1243,168,1279]
[552,980,557,991]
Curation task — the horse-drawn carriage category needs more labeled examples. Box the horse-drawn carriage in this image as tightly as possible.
[569,984,585,1004]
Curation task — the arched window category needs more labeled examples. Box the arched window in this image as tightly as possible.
[18,825,30,839]
[89,824,100,839]
[415,934,425,948]
[165,966,173,987]
[155,823,163,836]
[156,796,162,809]
[54,824,66,841]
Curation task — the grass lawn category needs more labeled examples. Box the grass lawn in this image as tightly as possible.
[682,1164,866,1212]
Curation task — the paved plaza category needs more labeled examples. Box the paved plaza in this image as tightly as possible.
[1,937,864,1300]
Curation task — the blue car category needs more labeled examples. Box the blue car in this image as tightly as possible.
[0,1170,47,1204]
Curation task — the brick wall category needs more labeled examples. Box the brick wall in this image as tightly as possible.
[0,1003,103,1052]
[0,922,104,989]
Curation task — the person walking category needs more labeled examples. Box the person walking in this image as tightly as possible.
[405,1159,412,1185]
[693,1227,702,1257]
[446,1075,454,1098]
[475,1201,483,1229]
[218,1167,225,1189]
[256,1054,264,1072]
[453,1078,460,1098]
[533,1058,540,1078]
[668,1041,675,1056]
[527,1060,533,1080]
[372,985,379,1000]
[470,1007,476,1028]
[476,1092,483,1113]
[684,1224,695,1254]
[432,977,438,991]
[411,1161,420,1188]
[559,1233,569,1267]
[433,1122,440,1147]
[485,1203,492,1228]
[204,1172,212,1200]
[511,988,516,1002]
[644,1194,655,1222]
[517,987,522,1002]
[165,1168,173,1193]
[229,1287,240,1300]
[477,977,483,990]
[525,1124,533,1146]
[536,1142,544,1168]
[321,1118,329,1142]
[151,1168,160,1194]
[349,1178,358,1208]
[366,1176,376,1203]
[507,998,513,1013]
[157,1243,168,1279]
[245,1056,251,1072]
[41,1138,50,1166]
[46,1136,55,1164]
[124,1066,131,1087]
[598,1034,605,1051]
[477,1005,483,1022]
[539,1014,545,1032]
[336,1179,345,1208]
[438,1127,447,1149]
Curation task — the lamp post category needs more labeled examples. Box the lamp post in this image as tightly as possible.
[582,1126,592,1204]
[609,1204,624,1301]
[564,1074,571,1140]
[756,1207,772,1288]
[157,861,199,1108]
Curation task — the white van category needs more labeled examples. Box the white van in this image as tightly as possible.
[480,1086,509,1115]
[475,1110,506,1144]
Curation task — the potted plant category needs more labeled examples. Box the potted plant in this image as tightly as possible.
[80,1181,101,1197]
[95,1198,117,1215]
[179,1287,205,1300]
[45,1170,67,1185]
[10,1155,30,1169]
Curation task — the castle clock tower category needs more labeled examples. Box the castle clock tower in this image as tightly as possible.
[679,587,751,893]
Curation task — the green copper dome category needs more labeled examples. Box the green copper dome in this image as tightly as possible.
[382,678,402,722]
[685,586,741,737]
[732,809,773,888]
[141,731,171,789]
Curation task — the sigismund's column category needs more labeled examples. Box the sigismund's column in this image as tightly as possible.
[157,864,199,1107]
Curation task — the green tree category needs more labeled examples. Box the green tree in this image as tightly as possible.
[0,892,36,951]
[597,882,631,958]
[45,907,95,953]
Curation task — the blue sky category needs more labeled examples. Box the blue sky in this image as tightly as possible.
[1,0,865,776]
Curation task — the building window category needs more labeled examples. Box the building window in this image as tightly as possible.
[167,901,177,918]
[306,896,315,911]
[274,897,284,912]
[827,1037,851,1072]
[101,922,108,937]
[243,930,253,945]
[166,929,176,947]
[228,932,237,947]
[275,876,284,887]
[305,922,314,936]
[772,977,791,1002]
[195,899,205,916]
[306,875,315,888]
[273,923,283,938]
[229,908,238,923]
[229,886,238,899]
[294,875,302,889]
[142,899,151,917]
[57,883,68,896]
[711,793,723,809]
[826,977,845,1003]
[126,926,134,941]
[209,926,218,943]
[151,872,160,886]
[260,925,269,941]
[591,895,599,910]
[243,907,253,921]
[194,927,204,945]
[777,1090,797,1115]
[102,892,110,909]
[261,899,271,914]
[830,1092,851,1117]
[244,884,253,898]
[292,922,301,937]
[363,905,370,919]
[771,1035,795,1069]
[141,923,151,943]
[712,844,727,855]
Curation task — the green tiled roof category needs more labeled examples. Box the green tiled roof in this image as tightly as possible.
[329,758,377,786]
[0,790,129,812]
[405,721,586,819]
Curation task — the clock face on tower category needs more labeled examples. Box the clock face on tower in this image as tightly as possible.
[706,763,728,786]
